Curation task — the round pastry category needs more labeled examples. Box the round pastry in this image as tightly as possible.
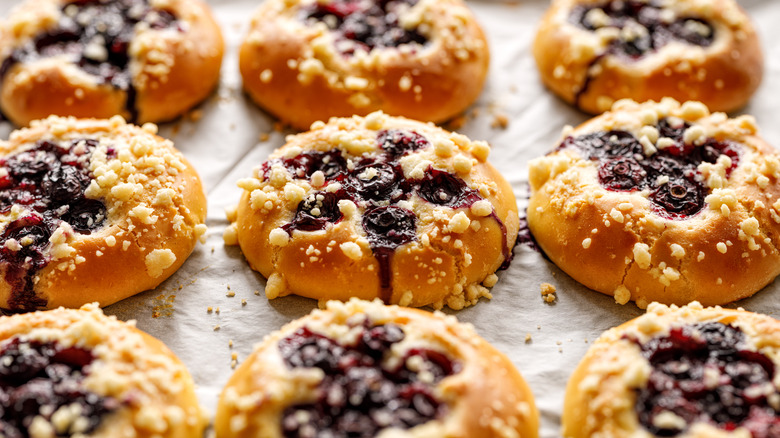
[0,303,208,437]
[563,301,780,438]
[238,0,489,130]
[528,99,780,307]
[0,0,224,126]
[224,112,518,310]
[215,298,539,438]
[533,0,763,114]
[0,115,207,312]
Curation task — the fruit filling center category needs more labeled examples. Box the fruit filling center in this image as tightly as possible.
[571,0,715,59]
[0,139,108,312]
[0,338,120,438]
[561,118,740,219]
[279,321,459,438]
[628,322,780,438]
[300,0,427,55]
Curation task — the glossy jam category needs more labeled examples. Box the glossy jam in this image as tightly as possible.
[572,0,714,59]
[0,139,107,311]
[0,338,119,438]
[561,119,740,219]
[267,129,510,301]
[0,0,180,122]
[279,322,458,437]
[300,0,427,55]
[629,322,780,437]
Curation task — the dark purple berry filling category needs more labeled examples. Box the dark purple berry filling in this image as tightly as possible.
[300,0,427,56]
[0,139,107,311]
[265,128,512,301]
[572,0,714,60]
[283,191,346,234]
[0,0,181,122]
[279,322,459,438]
[628,322,780,438]
[414,168,482,209]
[570,1,714,105]
[0,338,120,438]
[560,118,740,219]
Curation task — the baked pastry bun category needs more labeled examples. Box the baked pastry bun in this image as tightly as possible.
[528,99,780,308]
[533,0,763,114]
[224,112,519,310]
[563,301,780,438]
[215,298,539,438]
[0,0,224,126]
[0,303,208,437]
[0,115,207,312]
[238,0,489,130]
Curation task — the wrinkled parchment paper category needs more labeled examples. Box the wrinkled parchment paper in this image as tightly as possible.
[0,1,777,436]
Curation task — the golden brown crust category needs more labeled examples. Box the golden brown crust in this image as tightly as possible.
[0,304,208,437]
[225,112,519,310]
[215,298,539,438]
[0,116,207,311]
[528,99,780,307]
[533,0,763,114]
[238,0,489,130]
[0,0,224,126]
[562,301,780,438]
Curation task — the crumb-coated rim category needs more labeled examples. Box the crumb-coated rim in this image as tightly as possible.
[0,115,207,311]
[225,111,519,310]
[0,303,209,438]
[562,301,780,438]
[215,298,539,438]
[528,99,780,308]
[238,0,489,130]
[0,0,224,126]
[533,0,763,114]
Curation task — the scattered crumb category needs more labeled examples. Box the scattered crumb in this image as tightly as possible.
[254,290,260,296]
[215,307,220,314]
[231,359,237,369]
[207,306,213,313]
[556,340,562,345]
[540,283,557,303]
[241,298,247,306]
[229,340,234,348]
[524,333,532,343]
[213,325,221,331]
[231,352,238,360]
[490,112,509,129]
[226,291,236,298]
[537,325,541,330]
[151,294,176,318]
[259,133,270,142]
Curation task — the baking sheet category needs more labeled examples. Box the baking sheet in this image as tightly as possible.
[1,0,779,437]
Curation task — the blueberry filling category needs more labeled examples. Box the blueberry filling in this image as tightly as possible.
[560,119,740,219]
[300,0,427,55]
[0,338,120,438]
[570,1,714,105]
[265,129,512,301]
[0,0,181,122]
[572,0,714,59]
[0,139,107,311]
[279,322,459,438]
[628,322,780,438]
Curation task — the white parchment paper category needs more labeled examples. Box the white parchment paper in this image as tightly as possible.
[0,1,778,437]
